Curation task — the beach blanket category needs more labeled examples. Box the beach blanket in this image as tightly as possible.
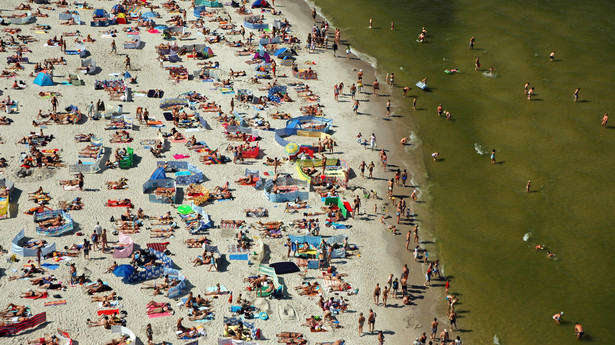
[98,309,119,316]
[207,285,228,293]
[173,154,190,159]
[229,253,249,261]
[228,244,250,253]
[41,263,59,270]
[44,300,66,307]
[0,312,46,336]
[146,242,170,252]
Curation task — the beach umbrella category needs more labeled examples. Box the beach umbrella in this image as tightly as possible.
[285,143,299,155]
[113,264,134,277]
[124,71,131,79]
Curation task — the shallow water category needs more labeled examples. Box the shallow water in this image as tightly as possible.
[312,0,615,343]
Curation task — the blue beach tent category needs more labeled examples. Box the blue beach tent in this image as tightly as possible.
[33,71,54,86]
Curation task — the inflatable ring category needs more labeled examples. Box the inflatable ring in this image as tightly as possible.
[177,204,192,215]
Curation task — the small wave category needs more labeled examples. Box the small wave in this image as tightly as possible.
[399,66,404,70]
[474,143,487,155]
[523,232,533,242]
[494,334,501,345]
[482,71,498,78]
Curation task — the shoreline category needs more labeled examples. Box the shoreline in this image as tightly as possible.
[298,0,447,339]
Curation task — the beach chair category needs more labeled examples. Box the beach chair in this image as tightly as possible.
[119,147,134,169]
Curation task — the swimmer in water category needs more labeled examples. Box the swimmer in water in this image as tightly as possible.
[550,51,555,62]
[400,137,408,146]
[526,180,531,193]
[546,251,556,259]
[535,244,545,250]
[369,17,373,29]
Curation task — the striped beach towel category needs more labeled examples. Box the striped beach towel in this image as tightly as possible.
[0,312,46,336]
[146,242,170,252]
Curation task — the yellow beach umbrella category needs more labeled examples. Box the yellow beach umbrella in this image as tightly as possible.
[285,143,299,155]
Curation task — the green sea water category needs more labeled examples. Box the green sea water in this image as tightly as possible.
[311,0,615,343]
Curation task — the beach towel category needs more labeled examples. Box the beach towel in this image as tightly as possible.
[207,285,228,292]
[269,262,300,274]
[173,154,190,159]
[147,312,171,318]
[41,263,59,270]
[146,242,170,252]
[44,300,66,307]
[171,138,188,143]
[0,312,46,337]
[228,244,250,253]
[175,171,191,176]
[98,309,119,316]
[229,253,249,261]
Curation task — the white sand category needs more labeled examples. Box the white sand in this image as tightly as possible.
[0,0,446,344]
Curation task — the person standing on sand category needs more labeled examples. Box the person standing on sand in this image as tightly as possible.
[332,41,337,57]
[368,161,375,178]
[491,149,496,164]
[574,322,584,339]
[386,99,391,117]
[368,309,376,332]
[353,99,359,114]
[413,225,419,244]
[526,180,531,193]
[370,133,377,150]
[406,229,411,251]
[431,318,439,341]
[359,161,366,178]
[373,80,380,95]
[602,113,608,127]
[402,169,408,186]
[345,45,351,59]
[111,39,117,54]
[358,312,365,336]
[573,88,580,102]
[312,8,316,21]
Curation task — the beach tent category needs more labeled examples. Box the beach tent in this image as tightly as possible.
[111,4,125,14]
[93,8,107,18]
[203,46,214,58]
[33,71,54,86]
[251,0,271,8]
[253,51,271,63]
[150,166,167,180]
[116,12,127,24]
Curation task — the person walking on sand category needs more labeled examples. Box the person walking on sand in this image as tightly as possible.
[358,312,365,336]
[368,309,376,332]
[406,229,412,251]
[373,283,381,305]
[311,8,316,21]
[526,180,531,193]
[573,88,580,102]
[353,99,360,114]
[491,149,496,164]
[386,99,391,117]
[111,40,117,54]
[370,133,377,150]
[368,161,375,178]
[413,225,420,244]
[373,79,380,95]
[602,113,608,127]
[431,318,439,341]
[332,41,337,57]
[574,322,584,339]
[345,45,351,59]
[51,96,58,113]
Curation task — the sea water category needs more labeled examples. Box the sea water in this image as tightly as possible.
[312,0,615,343]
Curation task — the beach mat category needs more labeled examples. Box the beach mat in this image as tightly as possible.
[229,253,249,261]
[269,262,300,274]
[163,112,174,121]
[98,309,119,316]
[41,263,59,270]
[173,154,190,159]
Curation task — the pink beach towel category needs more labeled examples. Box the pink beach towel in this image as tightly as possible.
[173,154,190,159]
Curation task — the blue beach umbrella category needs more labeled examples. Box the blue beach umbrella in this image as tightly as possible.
[113,264,134,278]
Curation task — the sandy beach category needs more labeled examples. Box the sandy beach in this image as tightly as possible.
[0,0,448,344]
